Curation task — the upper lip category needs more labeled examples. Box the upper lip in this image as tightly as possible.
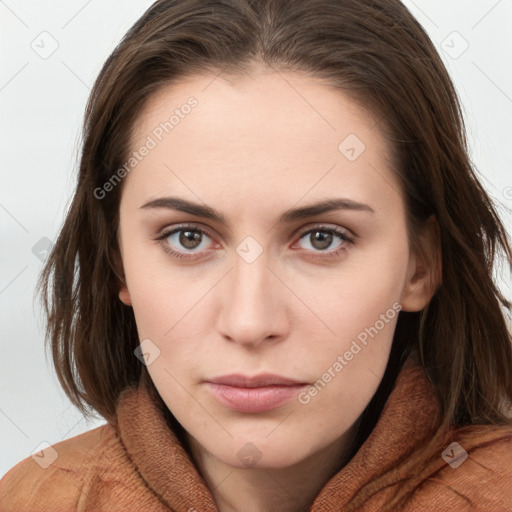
[206,373,307,388]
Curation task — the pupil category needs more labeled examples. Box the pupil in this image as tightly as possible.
[180,230,201,249]
[312,231,332,250]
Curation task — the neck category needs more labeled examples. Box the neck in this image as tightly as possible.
[186,423,359,512]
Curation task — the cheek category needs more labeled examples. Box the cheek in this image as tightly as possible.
[294,292,402,438]
[118,218,192,336]
[307,232,409,340]
[120,244,219,382]
[290,232,409,399]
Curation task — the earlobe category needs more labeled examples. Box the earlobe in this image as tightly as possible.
[400,262,435,312]
[112,244,132,306]
[119,286,132,306]
[401,216,442,312]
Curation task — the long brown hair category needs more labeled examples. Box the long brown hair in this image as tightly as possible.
[38,0,512,509]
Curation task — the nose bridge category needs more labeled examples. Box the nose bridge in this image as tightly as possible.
[216,246,286,346]
[232,251,270,309]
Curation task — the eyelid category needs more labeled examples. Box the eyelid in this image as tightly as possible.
[157,223,214,240]
[156,223,218,250]
[156,222,355,259]
[293,223,355,241]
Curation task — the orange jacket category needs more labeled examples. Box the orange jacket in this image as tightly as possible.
[1,358,511,511]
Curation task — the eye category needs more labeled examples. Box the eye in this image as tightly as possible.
[156,223,355,261]
[295,225,354,258]
[157,224,215,259]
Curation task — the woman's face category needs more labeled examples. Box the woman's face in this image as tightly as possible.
[117,68,429,469]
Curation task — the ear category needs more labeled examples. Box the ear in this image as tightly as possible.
[119,285,132,306]
[112,244,132,306]
[401,216,442,312]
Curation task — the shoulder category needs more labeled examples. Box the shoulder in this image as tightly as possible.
[0,423,122,511]
[406,424,512,511]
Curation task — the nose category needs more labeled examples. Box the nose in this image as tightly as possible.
[215,251,290,348]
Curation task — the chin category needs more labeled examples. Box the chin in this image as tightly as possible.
[201,435,323,470]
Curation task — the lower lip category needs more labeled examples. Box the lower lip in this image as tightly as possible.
[206,383,307,413]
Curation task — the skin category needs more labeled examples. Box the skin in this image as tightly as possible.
[117,66,440,512]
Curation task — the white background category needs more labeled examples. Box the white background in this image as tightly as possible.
[1,0,511,478]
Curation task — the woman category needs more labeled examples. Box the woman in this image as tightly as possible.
[1,0,511,510]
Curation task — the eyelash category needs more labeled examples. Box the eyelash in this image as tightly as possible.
[156,224,355,261]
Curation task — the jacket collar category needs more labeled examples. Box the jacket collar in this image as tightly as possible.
[116,356,441,510]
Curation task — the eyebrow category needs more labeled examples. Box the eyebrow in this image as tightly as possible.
[140,196,375,224]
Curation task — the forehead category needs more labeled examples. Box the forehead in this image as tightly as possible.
[125,70,401,210]
[132,69,385,152]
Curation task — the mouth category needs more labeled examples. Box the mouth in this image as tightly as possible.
[205,373,309,413]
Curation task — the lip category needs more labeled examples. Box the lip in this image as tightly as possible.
[205,373,308,413]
